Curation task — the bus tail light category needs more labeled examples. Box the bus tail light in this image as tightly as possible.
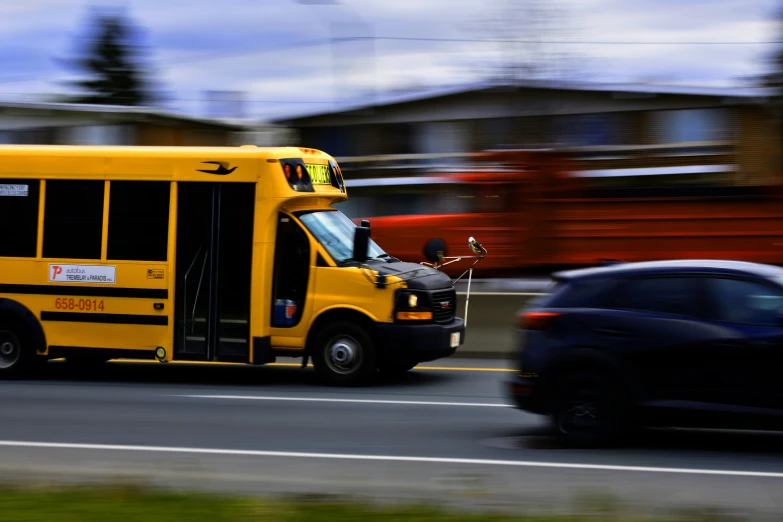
[396,311,433,321]
[518,312,560,330]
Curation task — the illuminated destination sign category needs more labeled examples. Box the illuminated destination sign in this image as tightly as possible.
[305,163,332,185]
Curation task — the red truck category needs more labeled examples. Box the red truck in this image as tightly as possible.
[345,148,783,277]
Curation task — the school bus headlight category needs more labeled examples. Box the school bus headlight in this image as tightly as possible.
[408,294,418,308]
[155,347,166,359]
[396,311,433,321]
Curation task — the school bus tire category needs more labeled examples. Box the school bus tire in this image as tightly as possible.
[312,321,377,387]
[0,315,39,379]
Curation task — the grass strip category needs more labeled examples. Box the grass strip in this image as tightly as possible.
[0,483,744,522]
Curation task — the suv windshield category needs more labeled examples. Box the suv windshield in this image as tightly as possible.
[298,210,386,264]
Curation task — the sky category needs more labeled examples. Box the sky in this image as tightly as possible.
[0,0,779,120]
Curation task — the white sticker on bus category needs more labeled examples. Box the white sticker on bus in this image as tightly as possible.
[49,264,116,284]
[0,184,28,197]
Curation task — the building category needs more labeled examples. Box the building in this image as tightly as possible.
[273,80,780,186]
[0,101,289,147]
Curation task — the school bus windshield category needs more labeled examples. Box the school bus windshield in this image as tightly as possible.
[298,210,386,263]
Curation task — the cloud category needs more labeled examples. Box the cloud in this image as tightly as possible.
[0,0,778,119]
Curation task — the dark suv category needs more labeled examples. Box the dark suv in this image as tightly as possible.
[506,260,783,446]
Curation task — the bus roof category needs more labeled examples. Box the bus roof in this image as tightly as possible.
[0,144,331,160]
[0,145,338,184]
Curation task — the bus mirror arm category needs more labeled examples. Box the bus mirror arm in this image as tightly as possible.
[451,247,488,329]
[423,239,487,329]
[420,239,488,276]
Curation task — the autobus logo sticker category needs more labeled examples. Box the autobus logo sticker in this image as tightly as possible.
[49,264,116,284]
[197,161,237,175]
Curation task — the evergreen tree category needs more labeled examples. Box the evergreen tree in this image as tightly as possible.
[66,11,156,106]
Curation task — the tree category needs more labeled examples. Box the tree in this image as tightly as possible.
[470,0,589,83]
[63,10,157,106]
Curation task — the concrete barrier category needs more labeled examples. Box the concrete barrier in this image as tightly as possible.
[453,292,542,359]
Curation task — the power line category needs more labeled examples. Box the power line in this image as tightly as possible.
[332,36,783,45]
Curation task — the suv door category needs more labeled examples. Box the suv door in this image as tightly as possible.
[592,275,716,421]
[702,276,783,426]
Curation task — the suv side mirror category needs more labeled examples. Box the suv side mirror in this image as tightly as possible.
[353,226,370,262]
[424,238,447,263]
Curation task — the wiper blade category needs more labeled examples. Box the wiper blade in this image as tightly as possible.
[377,254,400,263]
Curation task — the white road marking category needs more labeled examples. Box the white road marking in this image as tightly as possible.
[175,394,510,408]
[0,440,781,479]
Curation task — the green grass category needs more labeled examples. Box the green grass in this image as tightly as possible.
[0,484,746,522]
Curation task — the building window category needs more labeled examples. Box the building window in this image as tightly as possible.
[65,125,135,145]
[0,179,40,258]
[649,108,733,144]
[107,181,171,261]
[43,180,104,260]
[551,113,628,147]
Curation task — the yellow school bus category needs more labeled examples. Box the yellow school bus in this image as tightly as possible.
[0,145,469,386]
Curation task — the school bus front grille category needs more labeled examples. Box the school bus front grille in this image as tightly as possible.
[430,289,457,324]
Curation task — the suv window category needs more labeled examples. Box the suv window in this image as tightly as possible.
[545,278,616,308]
[609,276,703,317]
[706,277,783,326]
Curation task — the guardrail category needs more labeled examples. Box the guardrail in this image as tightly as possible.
[453,292,540,359]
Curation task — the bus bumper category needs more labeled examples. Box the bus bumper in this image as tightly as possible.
[376,318,465,363]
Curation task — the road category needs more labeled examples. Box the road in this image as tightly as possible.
[2,358,783,518]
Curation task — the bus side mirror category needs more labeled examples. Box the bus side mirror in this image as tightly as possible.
[424,238,447,263]
[468,236,482,255]
[353,226,371,262]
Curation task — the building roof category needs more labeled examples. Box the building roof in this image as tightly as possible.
[0,100,251,130]
[272,79,773,124]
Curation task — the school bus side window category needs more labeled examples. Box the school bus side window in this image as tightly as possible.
[43,180,104,260]
[107,181,171,261]
[0,179,39,258]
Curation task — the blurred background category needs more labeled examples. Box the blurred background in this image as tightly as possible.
[1,0,782,277]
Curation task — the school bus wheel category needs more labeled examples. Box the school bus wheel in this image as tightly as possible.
[0,316,37,379]
[312,321,377,386]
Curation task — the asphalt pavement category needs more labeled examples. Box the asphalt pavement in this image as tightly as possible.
[2,358,783,518]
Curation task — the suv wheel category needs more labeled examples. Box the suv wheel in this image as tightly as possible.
[551,370,625,447]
